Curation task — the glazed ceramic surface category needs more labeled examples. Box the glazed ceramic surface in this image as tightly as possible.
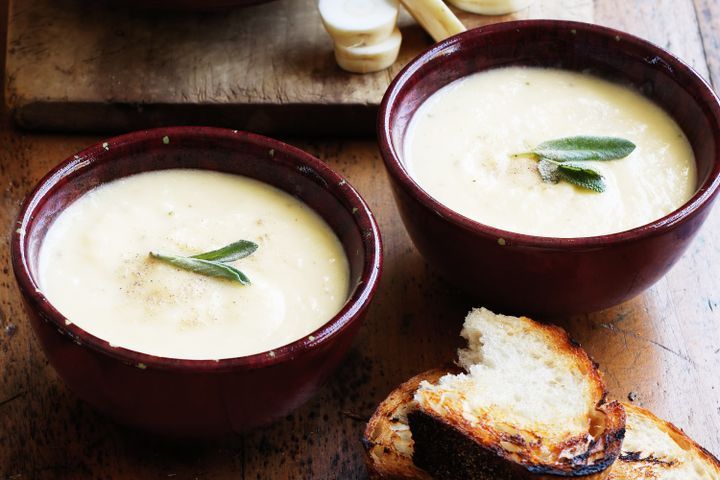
[379,20,720,316]
[12,127,382,436]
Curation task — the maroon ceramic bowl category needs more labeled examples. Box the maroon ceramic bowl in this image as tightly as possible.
[116,0,275,9]
[379,20,720,316]
[12,127,382,437]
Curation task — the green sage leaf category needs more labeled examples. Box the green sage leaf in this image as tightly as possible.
[149,253,251,285]
[537,158,560,183]
[191,240,258,263]
[533,136,636,162]
[557,163,606,192]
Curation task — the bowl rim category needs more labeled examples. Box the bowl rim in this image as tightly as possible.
[378,19,720,248]
[11,126,383,372]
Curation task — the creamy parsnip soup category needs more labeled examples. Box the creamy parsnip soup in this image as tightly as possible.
[38,169,350,360]
[404,67,697,237]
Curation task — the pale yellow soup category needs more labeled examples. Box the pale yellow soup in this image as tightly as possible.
[403,67,697,237]
[38,169,350,360]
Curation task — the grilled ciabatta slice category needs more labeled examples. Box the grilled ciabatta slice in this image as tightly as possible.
[605,403,720,479]
[410,308,625,479]
[364,377,720,480]
[364,308,625,479]
[365,380,720,480]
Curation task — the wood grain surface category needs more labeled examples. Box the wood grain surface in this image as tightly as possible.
[2,1,720,479]
[4,0,591,134]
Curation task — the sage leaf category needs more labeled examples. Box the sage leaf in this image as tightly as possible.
[149,253,251,285]
[191,240,258,263]
[149,239,258,286]
[537,159,560,183]
[533,136,636,162]
[557,163,606,192]
[512,135,633,193]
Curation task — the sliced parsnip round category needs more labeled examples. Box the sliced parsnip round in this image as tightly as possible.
[399,0,466,42]
[446,0,533,15]
[319,0,400,47]
[334,27,402,73]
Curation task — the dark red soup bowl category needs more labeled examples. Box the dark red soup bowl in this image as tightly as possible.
[379,20,720,316]
[114,0,276,9]
[11,127,382,437]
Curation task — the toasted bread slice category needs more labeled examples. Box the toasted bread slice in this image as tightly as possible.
[606,403,720,479]
[364,376,720,480]
[412,308,625,479]
[364,308,625,479]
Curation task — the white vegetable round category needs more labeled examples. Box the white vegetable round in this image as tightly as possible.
[446,0,533,15]
[334,27,402,73]
[319,0,399,47]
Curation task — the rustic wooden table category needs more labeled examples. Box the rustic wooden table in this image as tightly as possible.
[2,1,720,479]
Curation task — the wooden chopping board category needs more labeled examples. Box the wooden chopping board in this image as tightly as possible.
[5,0,592,134]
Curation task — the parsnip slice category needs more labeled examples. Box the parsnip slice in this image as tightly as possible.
[334,27,402,73]
[319,0,400,47]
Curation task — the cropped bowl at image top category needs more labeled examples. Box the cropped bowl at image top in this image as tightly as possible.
[116,0,276,9]
[378,20,720,317]
[11,127,382,437]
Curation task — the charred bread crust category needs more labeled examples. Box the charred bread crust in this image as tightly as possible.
[410,408,524,480]
[409,405,625,480]
[363,369,454,479]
